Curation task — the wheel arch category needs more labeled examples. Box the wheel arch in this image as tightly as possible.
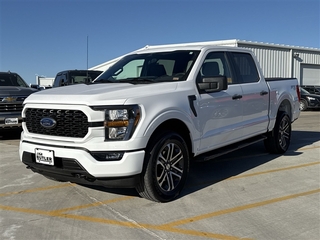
[146,119,193,158]
[268,98,293,132]
[278,99,292,119]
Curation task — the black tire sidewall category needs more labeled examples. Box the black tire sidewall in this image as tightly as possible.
[144,132,189,202]
[274,112,291,153]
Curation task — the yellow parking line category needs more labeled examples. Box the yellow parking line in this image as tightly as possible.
[0,204,251,240]
[228,161,320,180]
[50,196,133,213]
[0,183,74,197]
[188,161,320,188]
[161,188,320,227]
[1,189,319,239]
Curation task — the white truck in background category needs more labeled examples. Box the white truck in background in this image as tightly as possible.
[19,44,300,202]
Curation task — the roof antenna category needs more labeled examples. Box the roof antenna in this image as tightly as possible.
[86,35,89,81]
[86,35,89,70]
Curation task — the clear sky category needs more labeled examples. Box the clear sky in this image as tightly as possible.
[1,0,319,85]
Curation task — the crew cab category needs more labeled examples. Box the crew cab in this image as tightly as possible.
[0,71,37,133]
[19,44,300,202]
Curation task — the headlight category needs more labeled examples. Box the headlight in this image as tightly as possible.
[307,97,315,101]
[92,105,141,141]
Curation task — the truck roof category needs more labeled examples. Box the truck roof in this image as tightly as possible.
[134,43,253,54]
[56,70,102,76]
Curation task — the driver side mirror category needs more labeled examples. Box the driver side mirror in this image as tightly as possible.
[197,76,228,93]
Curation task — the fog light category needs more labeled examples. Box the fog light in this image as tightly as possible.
[91,152,124,161]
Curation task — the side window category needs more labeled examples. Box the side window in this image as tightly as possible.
[53,75,61,87]
[54,74,67,87]
[198,51,235,84]
[231,52,260,83]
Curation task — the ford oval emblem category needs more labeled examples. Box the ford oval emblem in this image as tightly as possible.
[40,117,57,129]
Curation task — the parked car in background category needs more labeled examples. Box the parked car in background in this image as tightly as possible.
[299,87,320,111]
[300,85,320,95]
[0,71,37,133]
[52,70,102,87]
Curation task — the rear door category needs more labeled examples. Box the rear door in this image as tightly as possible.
[229,51,269,138]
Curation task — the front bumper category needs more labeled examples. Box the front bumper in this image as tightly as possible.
[19,139,145,188]
[308,99,320,109]
[0,112,22,129]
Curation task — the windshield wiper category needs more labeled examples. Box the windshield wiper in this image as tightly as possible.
[118,78,156,84]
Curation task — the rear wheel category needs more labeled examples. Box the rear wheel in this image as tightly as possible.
[264,111,291,154]
[300,99,308,111]
[136,131,189,202]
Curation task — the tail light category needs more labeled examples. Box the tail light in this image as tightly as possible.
[296,85,301,102]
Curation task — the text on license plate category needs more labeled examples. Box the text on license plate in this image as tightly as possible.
[35,149,54,165]
[5,118,18,124]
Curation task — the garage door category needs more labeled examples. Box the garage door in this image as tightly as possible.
[300,64,320,85]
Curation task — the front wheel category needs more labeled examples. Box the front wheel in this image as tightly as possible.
[136,131,189,202]
[264,111,291,154]
[300,99,308,111]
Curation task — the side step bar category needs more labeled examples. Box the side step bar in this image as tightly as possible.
[193,135,267,162]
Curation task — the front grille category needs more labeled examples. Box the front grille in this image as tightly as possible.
[0,103,23,112]
[25,108,89,138]
[0,96,26,112]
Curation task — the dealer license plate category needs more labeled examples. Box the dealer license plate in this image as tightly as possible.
[5,118,18,125]
[35,149,54,165]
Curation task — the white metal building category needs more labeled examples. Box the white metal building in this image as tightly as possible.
[90,39,320,85]
[36,76,54,87]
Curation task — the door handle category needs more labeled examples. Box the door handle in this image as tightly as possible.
[260,90,268,96]
[232,94,242,100]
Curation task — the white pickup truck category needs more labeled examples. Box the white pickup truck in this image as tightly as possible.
[19,44,300,202]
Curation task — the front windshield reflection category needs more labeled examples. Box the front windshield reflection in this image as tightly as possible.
[94,50,200,84]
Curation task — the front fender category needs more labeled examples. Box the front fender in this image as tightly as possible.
[143,109,200,154]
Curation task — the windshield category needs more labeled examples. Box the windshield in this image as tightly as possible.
[0,73,29,87]
[94,50,200,84]
[69,71,102,84]
[300,88,310,94]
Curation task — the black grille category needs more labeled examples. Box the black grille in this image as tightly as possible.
[0,96,26,112]
[25,108,89,138]
[0,103,23,112]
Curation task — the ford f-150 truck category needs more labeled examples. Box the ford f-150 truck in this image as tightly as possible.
[19,44,300,202]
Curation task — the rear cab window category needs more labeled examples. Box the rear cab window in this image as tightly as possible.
[229,52,260,83]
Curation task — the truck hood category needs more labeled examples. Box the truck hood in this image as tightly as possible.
[24,82,178,105]
[0,86,37,96]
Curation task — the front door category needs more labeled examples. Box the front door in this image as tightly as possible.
[197,51,243,154]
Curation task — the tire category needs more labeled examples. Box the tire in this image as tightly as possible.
[264,111,291,154]
[300,99,308,111]
[136,131,189,202]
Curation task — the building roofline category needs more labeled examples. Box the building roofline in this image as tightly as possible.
[144,39,320,52]
[90,39,320,71]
